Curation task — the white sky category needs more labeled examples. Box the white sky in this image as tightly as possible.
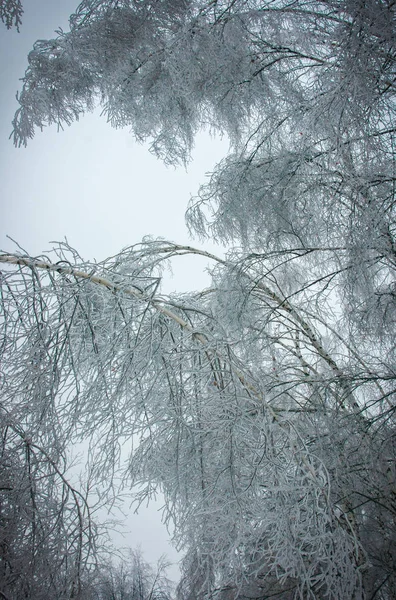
[0,0,228,579]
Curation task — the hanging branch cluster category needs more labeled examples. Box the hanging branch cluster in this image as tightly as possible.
[1,237,394,599]
[0,0,23,30]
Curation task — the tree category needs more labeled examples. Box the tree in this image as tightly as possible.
[2,1,396,598]
[0,409,102,598]
[92,550,172,600]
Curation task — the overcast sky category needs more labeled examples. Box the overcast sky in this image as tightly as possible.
[0,0,228,577]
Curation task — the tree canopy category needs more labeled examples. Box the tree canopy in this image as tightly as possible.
[1,1,396,599]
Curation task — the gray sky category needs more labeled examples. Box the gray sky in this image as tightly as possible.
[0,0,227,578]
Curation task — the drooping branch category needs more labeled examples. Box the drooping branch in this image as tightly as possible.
[0,247,365,415]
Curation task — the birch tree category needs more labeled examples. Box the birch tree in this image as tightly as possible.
[2,0,396,598]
